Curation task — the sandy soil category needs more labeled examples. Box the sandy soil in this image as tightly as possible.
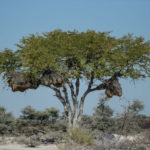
[0,144,59,150]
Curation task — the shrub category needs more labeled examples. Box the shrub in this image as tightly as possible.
[68,128,93,146]
[0,106,15,135]
[114,100,145,135]
[80,115,93,130]
[40,131,65,144]
[136,146,147,150]
[15,135,28,144]
[15,118,40,136]
[16,135,40,147]
[25,136,40,147]
[142,129,150,145]
[51,121,67,132]
[92,116,115,132]
[21,106,36,120]
[92,95,115,132]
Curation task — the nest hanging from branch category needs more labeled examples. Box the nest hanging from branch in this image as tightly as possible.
[7,72,39,92]
[105,77,122,98]
[7,69,65,92]
[40,70,65,87]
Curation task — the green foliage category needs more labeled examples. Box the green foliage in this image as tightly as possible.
[128,100,144,114]
[15,118,34,135]
[21,105,36,120]
[81,98,145,134]
[92,95,114,132]
[0,106,15,135]
[92,116,115,132]
[93,95,113,117]
[15,106,60,136]
[0,49,22,75]
[68,128,93,146]
[45,107,59,122]
[21,106,59,122]
[0,30,150,80]
[115,100,145,135]
[80,115,94,130]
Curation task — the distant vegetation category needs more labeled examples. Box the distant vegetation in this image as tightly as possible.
[1,96,150,149]
[0,97,149,137]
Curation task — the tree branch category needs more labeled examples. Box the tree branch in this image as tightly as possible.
[48,85,67,112]
[78,73,94,118]
[62,85,72,112]
[75,78,80,97]
[66,79,78,107]
[88,71,122,93]
[89,83,106,92]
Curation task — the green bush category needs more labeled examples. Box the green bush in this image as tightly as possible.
[51,121,67,132]
[15,106,61,136]
[80,115,94,130]
[0,106,15,135]
[92,95,115,132]
[68,128,93,146]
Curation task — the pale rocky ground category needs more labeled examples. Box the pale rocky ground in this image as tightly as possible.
[0,144,59,150]
[0,133,149,150]
[0,136,59,150]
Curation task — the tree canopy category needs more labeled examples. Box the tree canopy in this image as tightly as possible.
[0,30,150,80]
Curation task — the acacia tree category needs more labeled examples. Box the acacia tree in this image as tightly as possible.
[0,30,150,128]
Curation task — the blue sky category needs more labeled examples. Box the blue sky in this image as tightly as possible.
[0,0,150,116]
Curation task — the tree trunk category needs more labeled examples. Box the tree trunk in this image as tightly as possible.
[49,74,106,130]
[67,103,83,129]
[68,110,72,129]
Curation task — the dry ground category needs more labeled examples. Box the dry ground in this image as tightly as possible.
[0,144,59,150]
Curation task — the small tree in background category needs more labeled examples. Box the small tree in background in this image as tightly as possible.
[128,100,144,114]
[116,100,145,135]
[45,108,59,123]
[35,108,59,124]
[92,95,114,132]
[21,106,36,120]
[93,95,113,117]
